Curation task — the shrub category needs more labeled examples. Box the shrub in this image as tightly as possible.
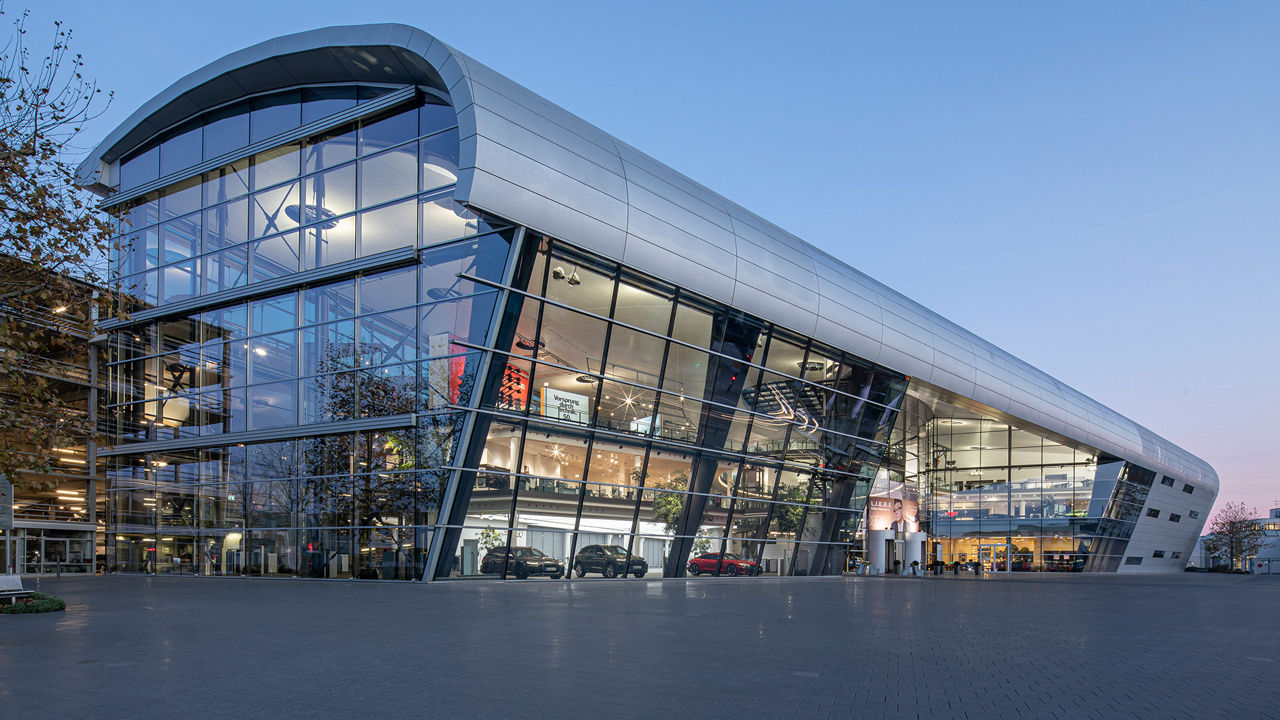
[2,591,67,614]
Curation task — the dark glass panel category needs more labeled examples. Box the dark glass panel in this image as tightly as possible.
[160,125,202,177]
[120,145,159,190]
[250,91,301,143]
[302,87,357,123]
[360,107,418,154]
[203,103,251,160]
[420,100,457,136]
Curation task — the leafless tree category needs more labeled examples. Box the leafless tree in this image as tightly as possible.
[1202,501,1267,570]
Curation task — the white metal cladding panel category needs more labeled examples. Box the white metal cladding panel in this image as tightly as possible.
[622,233,736,303]
[79,23,1218,494]
[626,183,736,254]
[468,105,627,201]
[621,162,735,234]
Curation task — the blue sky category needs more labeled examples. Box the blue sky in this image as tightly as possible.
[37,1,1280,516]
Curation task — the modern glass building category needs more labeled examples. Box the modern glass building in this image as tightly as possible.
[77,24,1217,581]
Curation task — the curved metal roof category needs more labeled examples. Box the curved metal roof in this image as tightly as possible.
[78,23,1218,492]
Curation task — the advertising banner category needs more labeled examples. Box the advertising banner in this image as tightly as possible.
[867,495,918,532]
[541,387,590,423]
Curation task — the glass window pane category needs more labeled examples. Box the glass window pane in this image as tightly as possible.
[203,160,250,206]
[203,197,248,252]
[359,198,416,257]
[120,146,159,190]
[361,107,418,154]
[420,100,456,136]
[300,215,355,269]
[303,126,358,174]
[251,144,301,191]
[358,267,417,315]
[250,231,301,282]
[302,87,357,123]
[302,162,356,220]
[359,144,417,208]
[249,331,298,384]
[420,128,459,191]
[248,380,297,429]
[420,190,480,246]
[250,91,301,143]
[203,104,250,160]
[160,126,202,176]
[302,281,356,324]
[250,182,301,239]
[538,303,607,372]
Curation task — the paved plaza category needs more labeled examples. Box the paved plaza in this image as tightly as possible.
[1,572,1277,719]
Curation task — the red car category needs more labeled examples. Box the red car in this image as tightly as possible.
[686,552,761,576]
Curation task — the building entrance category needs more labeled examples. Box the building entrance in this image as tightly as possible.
[978,543,1010,573]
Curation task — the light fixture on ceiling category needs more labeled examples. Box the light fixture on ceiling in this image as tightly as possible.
[285,203,339,229]
[575,375,595,384]
[551,265,582,285]
[797,360,825,373]
[426,287,462,301]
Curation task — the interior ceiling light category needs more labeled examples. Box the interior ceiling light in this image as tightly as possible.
[797,360,825,372]
[575,375,595,384]
[285,203,339,229]
[426,287,462,301]
[514,336,544,352]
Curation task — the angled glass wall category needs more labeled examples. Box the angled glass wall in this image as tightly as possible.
[435,237,909,579]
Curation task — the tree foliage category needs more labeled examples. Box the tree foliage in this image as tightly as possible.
[1202,501,1267,570]
[0,5,113,489]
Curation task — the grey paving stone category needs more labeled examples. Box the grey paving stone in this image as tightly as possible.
[0,573,1278,719]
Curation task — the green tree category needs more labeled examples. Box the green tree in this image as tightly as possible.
[0,5,113,489]
[1202,502,1267,571]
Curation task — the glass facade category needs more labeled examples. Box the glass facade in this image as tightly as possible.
[104,86,505,578]
[883,394,1161,573]
[98,79,1179,581]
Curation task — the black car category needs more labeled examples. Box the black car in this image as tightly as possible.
[572,544,648,578]
[479,546,564,579]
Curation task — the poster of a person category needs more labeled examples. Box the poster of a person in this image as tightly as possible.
[868,496,919,532]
